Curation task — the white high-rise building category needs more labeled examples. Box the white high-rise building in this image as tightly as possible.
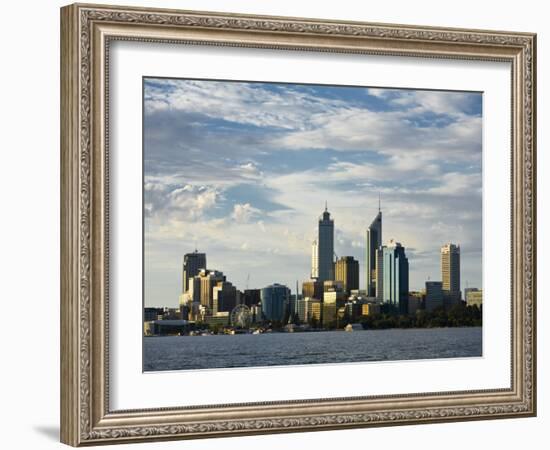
[311,239,319,279]
[441,243,461,304]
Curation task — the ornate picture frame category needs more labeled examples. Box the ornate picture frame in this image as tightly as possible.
[60,3,536,446]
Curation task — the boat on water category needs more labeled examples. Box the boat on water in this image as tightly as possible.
[344,323,363,332]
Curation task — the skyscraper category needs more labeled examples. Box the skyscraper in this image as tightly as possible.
[212,281,237,313]
[382,240,409,314]
[311,239,319,279]
[334,256,359,295]
[441,243,461,304]
[375,247,384,300]
[198,269,226,312]
[366,206,382,297]
[182,250,206,293]
[316,204,334,282]
[465,288,483,308]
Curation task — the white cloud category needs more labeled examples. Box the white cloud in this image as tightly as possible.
[143,80,483,306]
[274,107,481,167]
[427,172,482,196]
[145,79,345,129]
[231,203,261,223]
[368,87,479,117]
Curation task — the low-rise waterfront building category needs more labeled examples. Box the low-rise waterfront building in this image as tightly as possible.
[361,302,381,316]
[161,307,181,320]
[296,297,321,324]
[204,312,230,327]
[344,300,363,322]
[261,283,290,322]
[408,291,425,315]
[144,307,164,322]
[144,319,193,336]
[188,302,207,322]
[465,288,483,308]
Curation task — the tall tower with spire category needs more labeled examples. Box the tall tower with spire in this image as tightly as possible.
[316,202,335,282]
[365,198,382,297]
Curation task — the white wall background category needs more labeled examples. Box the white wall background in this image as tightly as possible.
[0,1,546,449]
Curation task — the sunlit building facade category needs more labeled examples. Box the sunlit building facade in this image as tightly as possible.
[465,288,483,308]
[334,256,359,295]
[441,243,461,305]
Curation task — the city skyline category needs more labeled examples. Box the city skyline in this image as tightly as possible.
[144,78,482,307]
[175,204,465,317]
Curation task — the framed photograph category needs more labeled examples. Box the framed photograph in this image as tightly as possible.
[60,3,537,446]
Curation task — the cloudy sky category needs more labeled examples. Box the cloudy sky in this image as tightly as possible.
[143,78,482,308]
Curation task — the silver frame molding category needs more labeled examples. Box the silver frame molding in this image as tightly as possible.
[60,3,537,446]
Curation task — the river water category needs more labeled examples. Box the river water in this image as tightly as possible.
[143,327,482,371]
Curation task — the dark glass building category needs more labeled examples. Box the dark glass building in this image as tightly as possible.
[317,205,334,282]
[243,288,261,307]
[260,283,290,322]
[366,209,382,297]
[382,240,409,314]
[182,250,206,293]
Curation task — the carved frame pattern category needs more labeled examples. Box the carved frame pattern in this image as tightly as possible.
[60,3,536,446]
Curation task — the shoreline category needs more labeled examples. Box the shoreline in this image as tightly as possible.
[144,325,482,338]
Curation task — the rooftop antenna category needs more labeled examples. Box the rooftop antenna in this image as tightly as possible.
[378,192,381,213]
[325,200,328,212]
